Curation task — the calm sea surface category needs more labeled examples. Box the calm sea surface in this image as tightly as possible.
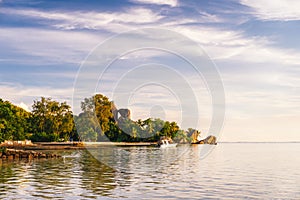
[0,143,299,199]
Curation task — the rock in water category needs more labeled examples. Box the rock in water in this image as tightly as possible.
[190,130,200,143]
[193,135,217,145]
[205,135,217,145]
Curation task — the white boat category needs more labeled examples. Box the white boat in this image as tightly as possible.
[159,139,177,148]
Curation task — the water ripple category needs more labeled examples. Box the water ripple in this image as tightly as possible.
[0,143,299,199]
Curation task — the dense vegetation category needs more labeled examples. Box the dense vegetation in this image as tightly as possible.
[0,97,77,143]
[0,94,200,143]
[0,99,31,142]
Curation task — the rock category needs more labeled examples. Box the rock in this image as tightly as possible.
[21,153,28,158]
[193,135,217,145]
[190,130,201,143]
[112,102,131,122]
[119,108,130,118]
[205,135,217,145]
[7,155,14,160]
[28,154,33,160]
[40,154,46,158]
[0,148,60,160]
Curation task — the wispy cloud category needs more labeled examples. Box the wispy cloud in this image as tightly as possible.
[129,0,177,7]
[0,7,164,32]
[172,24,300,65]
[0,27,103,65]
[240,0,300,21]
[0,83,74,111]
[1,1,300,141]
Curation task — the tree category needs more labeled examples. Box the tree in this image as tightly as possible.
[81,94,113,135]
[0,99,31,142]
[173,129,189,143]
[138,118,164,141]
[104,121,122,142]
[31,97,74,142]
[74,112,100,142]
[160,121,179,138]
[77,93,200,143]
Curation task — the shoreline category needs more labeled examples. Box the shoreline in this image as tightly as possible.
[1,141,159,150]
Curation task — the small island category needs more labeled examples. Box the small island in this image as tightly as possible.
[0,93,217,160]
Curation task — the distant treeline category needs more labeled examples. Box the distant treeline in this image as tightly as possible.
[0,94,200,143]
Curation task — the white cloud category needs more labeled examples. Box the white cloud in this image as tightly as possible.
[240,0,300,21]
[0,83,74,112]
[5,6,299,68]
[1,2,300,142]
[0,27,104,65]
[8,6,299,68]
[0,7,163,32]
[129,0,177,7]
[17,102,30,112]
[0,83,73,99]
[171,25,300,65]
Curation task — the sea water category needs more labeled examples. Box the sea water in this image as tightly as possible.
[0,143,299,199]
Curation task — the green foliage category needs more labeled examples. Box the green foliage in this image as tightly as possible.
[0,98,31,142]
[173,129,189,143]
[0,146,7,153]
[30,132,58,142]
[81,94,113,134]
[77,94,191,142]
[30,97,75,142]
[159,121,180,139]
[104,121,122,141]
[0,94,200,143]
[74,112,100,142]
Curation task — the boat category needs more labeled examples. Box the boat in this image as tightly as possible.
[159,139,177,148]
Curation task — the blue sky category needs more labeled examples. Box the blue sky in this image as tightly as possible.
[1,0,300,142]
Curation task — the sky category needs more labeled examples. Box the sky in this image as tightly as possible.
[1,0,300,142]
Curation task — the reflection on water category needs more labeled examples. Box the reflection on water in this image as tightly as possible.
[0,143,299,199]
[0,150,117,199]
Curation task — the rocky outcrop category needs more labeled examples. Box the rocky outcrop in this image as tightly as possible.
[192,135,217,145]
[0,148,61,160]
[112,102,131,122]
[1,140,34,147]
[117,109,131,119]
[190,130,201,143]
